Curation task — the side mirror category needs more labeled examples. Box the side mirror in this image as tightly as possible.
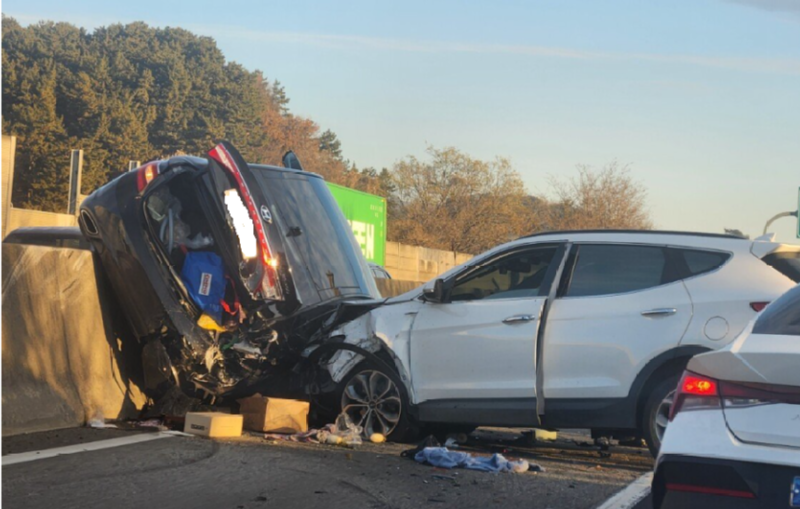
[422,278,445,303]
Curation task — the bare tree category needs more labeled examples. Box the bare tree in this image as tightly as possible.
[536,161,653,232]
[389,146,529,253]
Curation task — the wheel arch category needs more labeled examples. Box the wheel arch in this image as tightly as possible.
[632,345,711,430]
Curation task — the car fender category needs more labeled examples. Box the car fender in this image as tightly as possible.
[307,300,422,402]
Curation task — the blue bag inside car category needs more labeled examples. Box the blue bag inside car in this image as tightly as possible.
[180,251,225,324]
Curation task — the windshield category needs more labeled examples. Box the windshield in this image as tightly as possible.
[249,167,380,305]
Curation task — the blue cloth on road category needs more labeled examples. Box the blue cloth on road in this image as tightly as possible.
[414,447,530,473]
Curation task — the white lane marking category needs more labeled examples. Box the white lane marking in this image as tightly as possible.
[595,472,653,509]
[2,431,181,466]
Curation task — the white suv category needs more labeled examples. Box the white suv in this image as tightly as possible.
[310,230,799,455]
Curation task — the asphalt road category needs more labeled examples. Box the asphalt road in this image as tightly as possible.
[3,427,653,509]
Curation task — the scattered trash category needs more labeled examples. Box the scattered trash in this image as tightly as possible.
[86,411,117,429]
[262,412,363,447]
[183,412,243,438]
[237,395,309,433]
[317,413,363,447]
[444,437,460,448]
[133,418,168,431]
[414,447,538,474]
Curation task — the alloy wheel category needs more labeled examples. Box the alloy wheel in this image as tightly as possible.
[341,370,402,437]
[654,389,675,443]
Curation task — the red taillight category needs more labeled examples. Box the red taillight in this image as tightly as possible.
[682,374,718,396]
[135,162,160,192]
[749,301,769,312]
[665,483,755,499]
[208,143,282,300]
[669,371,720,421]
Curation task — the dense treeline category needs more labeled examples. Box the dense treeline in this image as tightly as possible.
[1,16,370,211]
[2,17,651,253]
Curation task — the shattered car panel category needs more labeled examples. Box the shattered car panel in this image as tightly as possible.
[79,142,380,401]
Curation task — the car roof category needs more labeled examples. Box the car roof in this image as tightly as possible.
[520,229,744,241]
[496,229,757,255]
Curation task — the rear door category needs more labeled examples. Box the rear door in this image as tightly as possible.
[543,243,693,401]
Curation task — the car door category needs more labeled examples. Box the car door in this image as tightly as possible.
[409,243,566,425]
[542,243,693,403]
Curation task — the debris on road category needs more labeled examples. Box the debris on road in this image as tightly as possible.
[183,412,243,438]
[414,447,538,474]
[263,412,365,448]
[237,395,309,433]
[86,412,118,429]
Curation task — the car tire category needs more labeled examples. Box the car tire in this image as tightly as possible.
[642,374,680,458]
[335,360,418,443]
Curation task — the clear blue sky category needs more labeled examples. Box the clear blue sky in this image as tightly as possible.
[5,0,800,243]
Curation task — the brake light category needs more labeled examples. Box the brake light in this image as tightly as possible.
[208,143,282,300]
[135,162,160,192]
[669,371,720,421]
[721,379,800,407]
[665,483,755,499]
[749,301,769,312]
[682,374,717,396]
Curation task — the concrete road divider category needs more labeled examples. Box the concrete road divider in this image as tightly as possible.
[2,244,147,436]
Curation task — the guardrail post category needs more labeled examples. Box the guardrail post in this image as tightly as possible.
[68,149,83,215]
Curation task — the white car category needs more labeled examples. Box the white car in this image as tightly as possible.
[308,230,799,454]
[653,283,800,508]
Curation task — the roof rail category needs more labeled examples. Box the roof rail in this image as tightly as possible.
[519,229,746,240]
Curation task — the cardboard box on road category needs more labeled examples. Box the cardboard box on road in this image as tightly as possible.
[238,395,309,433]
[184,412,243,438]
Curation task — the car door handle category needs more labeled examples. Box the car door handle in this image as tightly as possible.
[503,314,536,324]
[641,308,677,317]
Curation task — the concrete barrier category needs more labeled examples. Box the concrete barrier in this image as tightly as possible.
[2,244,147,436]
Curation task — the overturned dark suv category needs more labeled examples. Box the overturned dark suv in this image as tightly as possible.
[79,142,381,402]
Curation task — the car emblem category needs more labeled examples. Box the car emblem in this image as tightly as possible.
[260,205,272,223]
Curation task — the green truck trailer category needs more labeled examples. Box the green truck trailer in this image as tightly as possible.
[326,182,387,266]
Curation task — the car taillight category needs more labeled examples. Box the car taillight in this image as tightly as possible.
[208,143,282,300]
[135,162,160,192]
[749,301,769,312]
[720,379,800,408]
[669,371,720,421]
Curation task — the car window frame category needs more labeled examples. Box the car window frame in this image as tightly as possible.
[558,242,682,299]
[440,242,568,303]
[669,246,733,282]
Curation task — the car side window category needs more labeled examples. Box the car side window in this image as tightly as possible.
[678,249,730,277]
[449,246,557,302]
[565,244,669,298]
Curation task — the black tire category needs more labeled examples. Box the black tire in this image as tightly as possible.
[642,374,680,458]
[335,360,418,443]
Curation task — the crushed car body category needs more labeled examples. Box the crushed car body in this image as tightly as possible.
[79,141,382,402]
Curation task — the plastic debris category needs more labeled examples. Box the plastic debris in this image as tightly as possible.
[263,413,365,447]
[86,410,117,429]
[197,313,227,332]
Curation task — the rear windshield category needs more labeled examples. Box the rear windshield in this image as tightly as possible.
[752,284,800,336]
[762,251,800,283]
[250,170,380,305]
